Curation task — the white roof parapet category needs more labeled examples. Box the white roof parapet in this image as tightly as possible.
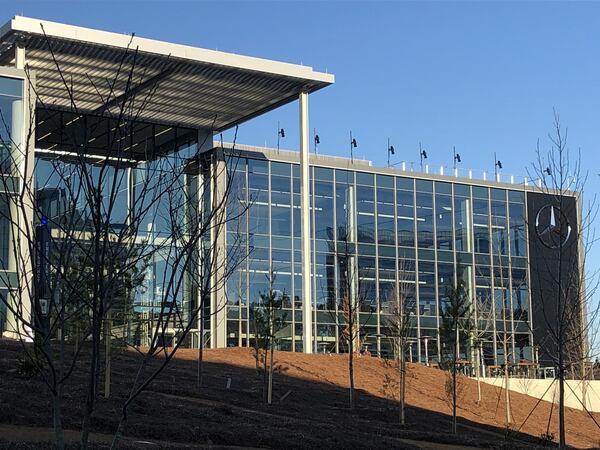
[217,143,578,196]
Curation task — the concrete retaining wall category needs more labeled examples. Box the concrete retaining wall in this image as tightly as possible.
[479,377,600,412]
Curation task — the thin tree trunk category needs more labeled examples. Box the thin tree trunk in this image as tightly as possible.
[502,330,511,425]
[452,326,458,434]
[110,412,127,450]
[399,336,406,425]
[559,347,566,448]
[197,305,205,389]
[262,332,268,403]
[55,279,65,449]
[81,310,100,449]
[504,352,511,426]
[268,336,274,405]
[104,311,111,399]
[268,313,274,405]
[349,325,355,409]
[52,388,64,450]
[582,362,588,410]
[475,346,481,403]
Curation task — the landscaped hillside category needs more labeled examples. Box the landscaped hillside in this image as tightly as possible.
[0,340,598,449]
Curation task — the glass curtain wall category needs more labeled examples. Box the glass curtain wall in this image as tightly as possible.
[34,113,198,347]
[222,155,533,364]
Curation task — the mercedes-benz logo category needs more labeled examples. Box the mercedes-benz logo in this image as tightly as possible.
[535,204,572,249]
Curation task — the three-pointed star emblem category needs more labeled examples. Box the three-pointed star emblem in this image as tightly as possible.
[535,205,572,249]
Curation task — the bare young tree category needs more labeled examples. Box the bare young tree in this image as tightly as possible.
[439,277,473,434]
[0,32,247,450]
[381,259,415,425]
[492,248,514,427]
[333,218,374,410]
[527,112,600,449]
[471,286,495,404]
[250,270,289,405]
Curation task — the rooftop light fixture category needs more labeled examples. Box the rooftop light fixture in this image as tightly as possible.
[276,121,285,153]
[350,131,357,163]
[453,146,461,170]
[494,152,503,178]
[419,142,428,171]
[387,138,395,167]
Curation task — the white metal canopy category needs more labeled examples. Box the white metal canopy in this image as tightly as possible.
[0,16,334,131]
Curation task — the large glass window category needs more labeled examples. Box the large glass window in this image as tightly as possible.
[314,180,334,241]
[314,260,335,310]
[435,187,453,250]
[226,269,246,306]
[248,172,269,236]
[0,76,23,174]
[357,255,377,312]
[490,190,508,255]
[493,265,511,319]
[396,185,414,247]
[335,175,353,242]
[454,187,472,252]
[509,200,527,258]
[511,268,529,322]
[356,185,375,243]
[376,186,395,245]
[437,262,454,311]
[271,171,291,237]
[472,196,490,254]
[416,192,434,249]
[418,260,436,316]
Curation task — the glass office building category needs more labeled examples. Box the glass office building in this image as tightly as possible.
[208,145,534,367]
[0,17,582,367]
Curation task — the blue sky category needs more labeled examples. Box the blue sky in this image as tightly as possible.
[3,2,600,249]
[3,1,599,180]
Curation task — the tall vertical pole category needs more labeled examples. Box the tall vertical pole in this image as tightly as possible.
[453,146,456,170]
[277,121,281,154]
[494,152,498,179]
[299,91,313,353]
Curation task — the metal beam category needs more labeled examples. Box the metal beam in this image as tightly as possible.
[92,67,174,116]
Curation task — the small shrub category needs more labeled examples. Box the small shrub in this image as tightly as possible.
[443,371,466,412]
[215,404,233,415]
[380,373,399,401]
[538,431,555,447]
[16,350,45,378]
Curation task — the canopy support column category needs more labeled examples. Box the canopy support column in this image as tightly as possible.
[299,91,313,353]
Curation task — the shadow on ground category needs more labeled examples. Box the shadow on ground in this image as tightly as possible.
[0,340,587,449]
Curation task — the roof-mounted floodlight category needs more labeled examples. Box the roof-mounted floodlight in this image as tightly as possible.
[277,121,285,153]
[387,138,395,167]
[494,151,503,177]
[453,146,461,170]
[350,131,357,163]
[419,142,428,171]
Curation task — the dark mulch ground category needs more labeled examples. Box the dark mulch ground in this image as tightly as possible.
[0,339,598,449]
